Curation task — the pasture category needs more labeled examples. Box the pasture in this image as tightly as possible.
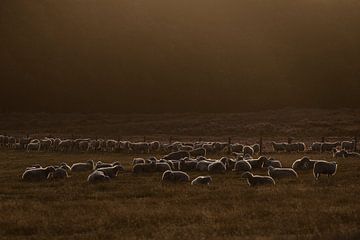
[0,150,359,240]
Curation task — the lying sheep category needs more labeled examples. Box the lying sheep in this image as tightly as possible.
[97,165,124,178]
[161,170,190,183]
[50,168,69,179]
[95,161,121,169]
[267,166,298,179]
[208,161,226,174]
[87,170,110,183]
[71,160,94,172]
[313,161,338,180]
[163,151,190,161]
[133,161,156,173]
[189,148,206,158]
[232,160,252,172]
[22,166,56,181]
[241,172,275,187]
[191,176,212,185]
[292,157,317,171]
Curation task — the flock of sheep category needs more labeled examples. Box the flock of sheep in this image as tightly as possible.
[20,137,358,186]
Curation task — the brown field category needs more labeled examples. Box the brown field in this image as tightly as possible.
[0,150,359,240]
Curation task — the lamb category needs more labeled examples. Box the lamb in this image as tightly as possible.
[243,145,254,156]
[97,165,124,178]
[232,160,252,172]
[267,166,298,179]
[341,141,355,151]
[22,166,56,181]
[208,160,226,173]
[271,141,287,152]
[189,148,206,158]
[163,151,190,161]
[313,161,338,180]
[71,160,94,172]
[161,170,190,183]
[191,176,212,185]
[292,157,317,171]
[241,172,275,187]
[87,170,110,183]
[50,168,70,179]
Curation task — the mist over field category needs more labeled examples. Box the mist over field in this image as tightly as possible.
[1,0,360,113]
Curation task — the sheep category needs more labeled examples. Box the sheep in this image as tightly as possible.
[243,145,254,156]
[267,166,298,179]
[311,142,323,152]
[163,151,190,161]
[78,140,89,152]
[341,141,355,151]
[232,160,252,172]
[149,141,160,152]
[40,138,52,151]
[26,141,41,152]
[321,142,340,152]
[230,143,244,153]
[132,161,157,173]
[251,144,260,154]
[97,165,124,178]
[50,168,70,179]
[292,157,317,171]
[59,163,71,171]
[202,143,215,153]
[241,172,275,187]
[25,164,42,171]
[133,158,145,165]
[189,148,206,158]
[346,151,360,158]
[285,143,300,153]
[247,156,267,169]
[71,160,94,172]
[297,142,306,152]
[179,145,194,151]
[214,142,228,152]
[58,139,74,152]
[87,170,110,183]
[191,176,212,185]
[156,162,172,172]
[179,158,198,171]
[208,161,226,174]
[333,149,348,158]
[22,166,56,181]
[313,161,338,180]
[196,160,214,171]
[95,161,121,169]
[271,141,287,152]
[161,170,190,183]
[262,158,283,168]
[105,139,118,152]
[128,142,150,153]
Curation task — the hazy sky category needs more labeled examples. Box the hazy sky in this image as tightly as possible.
[1,0,360,113]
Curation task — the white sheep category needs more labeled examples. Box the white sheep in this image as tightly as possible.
[232,160,252,172]
[163,151,190,160]
[313,161,338,180]
[311,142,323,152]
[267,166,298,179]
[247,156,267,169]
[191,176,212,185]
[71,160,94,172]
[50,168,70,179]
[241,172,275,187]
[208,161,226,174]
[22,166,56,181]
[292,157,317,171]
[189,148,206,158]
[262,158,283,168]
[271,141,287,152]
[196,160,214,171]
[161,170,190,183]
[243,145,254,156]
[97,165,124,178]
[87,170,110,183]
[341,141,355,151]
[26,141,41,152]
[321,142,340,152]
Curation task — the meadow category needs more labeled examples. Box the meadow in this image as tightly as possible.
[0,150,359,240]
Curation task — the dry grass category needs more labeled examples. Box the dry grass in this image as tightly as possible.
[0,150,359,239]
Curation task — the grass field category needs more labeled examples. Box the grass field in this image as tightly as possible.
[0,150,359,240]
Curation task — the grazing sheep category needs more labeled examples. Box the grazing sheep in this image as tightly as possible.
[267,166,298,179]
[247,156,267,169]
[26,142,41,152]
[106,139,118,152]
[243,145,254,156]
[230,143,244,153]
[133,158,145,165]
[232,160,252,172]
[149,141,160,152]
[311,142,323,152]
[179,158,198,171]
[202,143,215,153]
[262,158,282,168]
[129,142,150,153]
[298,142,306,152]
[78,140,89,152]
[214,142,228,152]
[97,165,124,178]
[161,170,190,183]
[241,172,275,187]
[59,163,71,171]
[208,161,226,174]
[341,141,355,151]
[50,168,70,179]
[292,157,317,171]
[163,151,190,160]
[191,176,212,185]
[272,141,287,152]
[313,161,338,180]
[71,160,94,172]
[22,166,56,181]
[321,142,340,152]
[333,149,347,158]
[58,139,74,152]
[156,162,172,172]
[87,170,110,183]
[189,148,206,158]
